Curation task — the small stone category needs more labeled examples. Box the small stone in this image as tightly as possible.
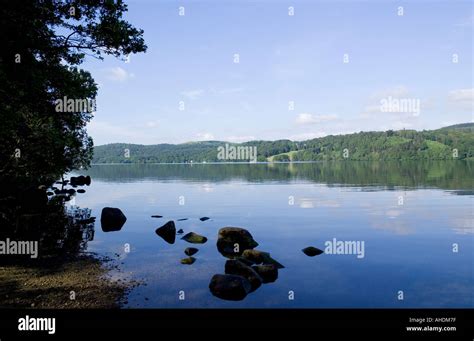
[302,246,324,257]
[180,257,196,265]
[181,232,207,244]
[185,247,199,256]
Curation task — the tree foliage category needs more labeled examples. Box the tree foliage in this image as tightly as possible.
[93,124,474,164]
[0,0,146,190]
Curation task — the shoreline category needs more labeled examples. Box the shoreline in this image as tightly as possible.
[0,254,135,309]
[88,159,473,166]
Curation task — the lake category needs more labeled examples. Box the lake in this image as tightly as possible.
[71,161,473,308]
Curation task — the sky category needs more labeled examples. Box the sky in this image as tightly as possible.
[83,0,473,145]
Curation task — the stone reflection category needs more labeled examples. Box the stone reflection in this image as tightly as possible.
[0,176,95,262]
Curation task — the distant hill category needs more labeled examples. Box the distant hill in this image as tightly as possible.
[438,122,474,133]
[92,123,474,163]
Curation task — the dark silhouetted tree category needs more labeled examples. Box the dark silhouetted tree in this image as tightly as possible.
[0,0,147,191]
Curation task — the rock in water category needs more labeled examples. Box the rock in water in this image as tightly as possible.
[70,175,89,186]
[180,257,196,265]
[181,232,207,244]
[209,274,251,301]
[302,246,324,257]
[151,215,163,218]
[199,217,210,221]
[155,221,176,244]
[177,218,188,221]
[241,249,284,269]
[100,207,127,232]
[252,264,278,283]
[225,260,262,292]
[77,189,86,194]
[177,229,184,234]
[216,227,259,256]
[185,247,199,256]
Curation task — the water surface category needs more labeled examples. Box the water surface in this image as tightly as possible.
[72,161,473,308]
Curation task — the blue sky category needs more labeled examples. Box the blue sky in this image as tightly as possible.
[84,0,473,145]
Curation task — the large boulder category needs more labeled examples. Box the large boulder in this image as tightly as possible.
[181,232,207,244]
[252,264,278,283]
[100,207,127,232]
[225,260,262,292]
[241,249,284,269]
[209,274,251,301]
[216,227,259,257]
[155,221,176,244]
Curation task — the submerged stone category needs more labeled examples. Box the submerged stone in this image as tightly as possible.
[209,274,251,301]
[180,257,196,265]
[185,247,199,256]
[181,232,207,244]
[241,249,284,269]
[252,264,278,283]
[216,227,259,256]
[225,260,262,292]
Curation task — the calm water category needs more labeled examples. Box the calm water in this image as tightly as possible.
[71,161,473,308]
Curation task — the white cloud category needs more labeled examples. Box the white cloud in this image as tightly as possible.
[369,86,409,101]
[104,67,134,82]
[181,89,205,100]
[389,121,413,130]
[240,101,254,112]
[360,105,383,118]
[454,14,473,28]
[289,132,327,141]
[88,120,153,144]
[448,88,474,102]
[145,121,159,128]
[226,135,256,143]
[196,132,214,140]
[216,87,244,95]
[360,86,422,119]
[296,113,338,125]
